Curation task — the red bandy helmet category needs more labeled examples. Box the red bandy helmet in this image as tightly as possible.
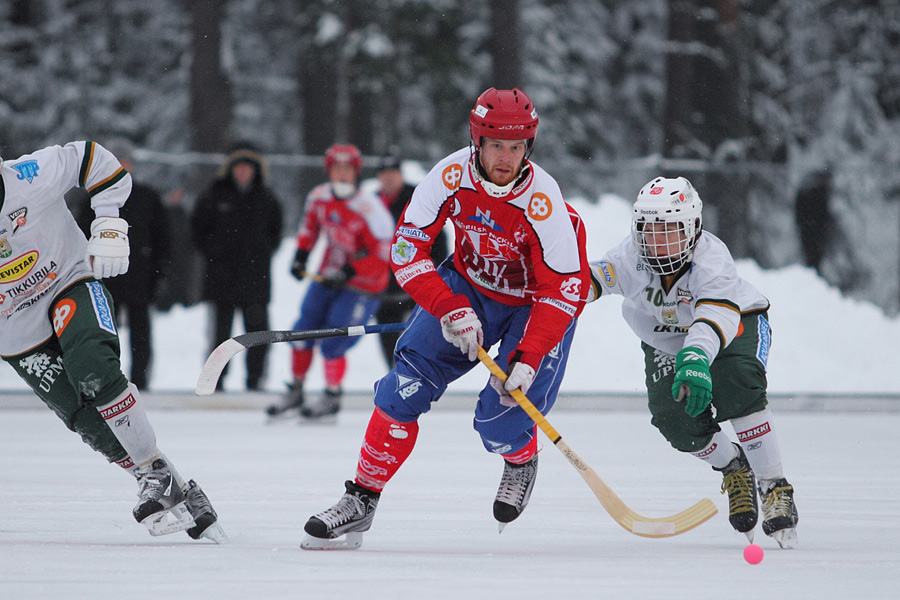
[469,87,539,151]
[324,144,362,175]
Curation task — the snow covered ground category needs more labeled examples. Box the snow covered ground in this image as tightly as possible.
[1,407,896,599]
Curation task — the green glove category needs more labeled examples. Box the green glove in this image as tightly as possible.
[672,347,713,417]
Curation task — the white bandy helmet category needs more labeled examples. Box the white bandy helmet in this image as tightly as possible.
[631,176,703,275]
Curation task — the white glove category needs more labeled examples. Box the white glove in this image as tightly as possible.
[440,306,483,361]
[490,361,537,407]
[85,217,130,278]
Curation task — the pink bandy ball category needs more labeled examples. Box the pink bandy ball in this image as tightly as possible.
[744,543,764,564]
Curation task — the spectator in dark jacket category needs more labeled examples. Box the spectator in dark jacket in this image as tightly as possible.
[191,143,284,391]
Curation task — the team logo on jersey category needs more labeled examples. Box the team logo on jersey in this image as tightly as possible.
[12,161,40,183]
[391,236,417,266]
[0,238,11,258]
[662,308,678,324]
[0,251,38,283]
[596,261,615,286]
[53,299,77,337]
[527,193,552,221]
[467,208,502,231]
[442,164,463,191]
[8,208,27,233]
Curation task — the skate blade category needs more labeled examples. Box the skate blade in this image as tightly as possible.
[770,527,797,549]
[300,531,363,550]
[743,529,755,544]
[297,413,338,425]
[141,501,196,537]
[197,521,229,544]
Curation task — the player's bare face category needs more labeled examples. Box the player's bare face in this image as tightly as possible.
[479,139,528,186]
[644,222,687,258]
[329,162,358,184]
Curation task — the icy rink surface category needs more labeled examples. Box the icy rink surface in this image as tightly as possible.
[1,406,897,600]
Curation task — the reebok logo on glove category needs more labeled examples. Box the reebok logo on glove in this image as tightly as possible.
[684,369,712,384]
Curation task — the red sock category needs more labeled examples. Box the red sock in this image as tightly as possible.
[324,356,347,389]
[502,428,538,464]
[291,348,313,379]
[355,408,419,492]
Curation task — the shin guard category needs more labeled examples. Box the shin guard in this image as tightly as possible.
[355,408,418,492]
[732,408,784,481]
[96,383,159,467]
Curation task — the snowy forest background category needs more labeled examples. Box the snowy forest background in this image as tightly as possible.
[1,0,899,313]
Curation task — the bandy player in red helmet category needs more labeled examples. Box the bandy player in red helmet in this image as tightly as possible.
[301,88,591,550]
[266,143,395,420]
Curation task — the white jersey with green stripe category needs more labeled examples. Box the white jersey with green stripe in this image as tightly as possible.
[587,232,769,362]
[0,141,131,356]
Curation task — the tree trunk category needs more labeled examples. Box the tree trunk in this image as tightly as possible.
[489,0,522,89]
[190,0,232,153]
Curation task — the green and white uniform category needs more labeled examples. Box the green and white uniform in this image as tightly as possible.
[588,232,772,451]
[0,141,133,462]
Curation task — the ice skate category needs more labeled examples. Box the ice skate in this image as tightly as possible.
[183,479,228,544]
[265,380,305,418]
[300,388,341,421]
[759,477,798,549]
[133,457,195,536]
[713,443,758,541]
[301,480,380,550]
[493,454,538,532]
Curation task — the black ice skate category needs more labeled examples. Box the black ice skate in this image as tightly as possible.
[300,388,341,420]
[493,454,538,532]
[265,380,305,418]
[759,477,798,549]
[301,480,380,550]
[183,479,228,544]
[713,443,759,541]
[133,457,194,536]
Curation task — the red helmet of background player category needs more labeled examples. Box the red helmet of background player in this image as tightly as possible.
[469,88,539,152]
[324,144,362,176]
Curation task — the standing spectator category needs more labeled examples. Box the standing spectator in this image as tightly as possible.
[100,139,170,390]
[265,144,394,420]
[587,176,798,548]
[300,88,590,550]
[0,140,223,542]
[192,143,283,391]
[373,153,448,368]
[794,169,834,273]
[155,186,201,311]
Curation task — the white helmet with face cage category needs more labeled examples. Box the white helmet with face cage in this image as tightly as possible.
[631,176,703,275]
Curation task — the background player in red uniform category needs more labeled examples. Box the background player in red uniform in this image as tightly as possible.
[266,144,394,420]
[301,88,590,549]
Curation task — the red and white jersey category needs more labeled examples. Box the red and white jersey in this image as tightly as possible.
[390,147,589,359]
[296,183,395,295]
[587,233,770,361]
[0,141,131,356]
